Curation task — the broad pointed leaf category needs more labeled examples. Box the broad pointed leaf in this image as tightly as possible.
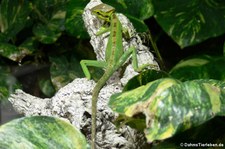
[31,0,67,44]
[0,43,26,62]
[0,116,88,149]
[170,55,225,81]
[65,0,89,38]
[153,0,225,48]
[123,69,169,91]
[109,78,225,142]
[0,0,31,41]
[38,78,55,97]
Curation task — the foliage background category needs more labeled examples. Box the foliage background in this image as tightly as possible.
[0,0,225,148]
[0,0,224,99]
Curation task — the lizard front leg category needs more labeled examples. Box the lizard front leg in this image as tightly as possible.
[80,60,107,79]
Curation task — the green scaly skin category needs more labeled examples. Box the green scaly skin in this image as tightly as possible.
[80,3,152,148]
[91,13,126,149]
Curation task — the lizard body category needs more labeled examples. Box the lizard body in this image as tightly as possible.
[80,3,151,148]
[90,12,124,149]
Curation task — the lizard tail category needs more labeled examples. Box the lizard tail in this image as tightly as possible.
[91,68,114,149]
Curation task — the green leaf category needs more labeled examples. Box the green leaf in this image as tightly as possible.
[0,64,21,101]
[33,23,62,44]
[31,0,67,44]
[0,43,25,62]
[65,0,89,38]
[38,78,55,97]
[103,0,154,20]
[109,78,225,142]
[145,80,225,142]
[152,0,225,48]
[109,78,181,115]
[123,69,169,91]
[127,17,149,33]
[49,54,84,90]
[0,0,31,41]
[18,37,38,54]
[169,55,225,81]
[0,33,8,42]
[0,38,37,62]
[0,116,88,149]
[114,114,146,131]
[103,0,154,32]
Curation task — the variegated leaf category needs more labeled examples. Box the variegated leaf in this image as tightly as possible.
[170,55,225,81]
[0,116,88,149]
[153,0,225,48]
[123,69,169,91]
[109,78,225,142]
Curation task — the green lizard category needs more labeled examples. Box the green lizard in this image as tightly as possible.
[80,3,151,148]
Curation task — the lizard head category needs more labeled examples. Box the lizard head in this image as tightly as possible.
[91,3,115,23]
